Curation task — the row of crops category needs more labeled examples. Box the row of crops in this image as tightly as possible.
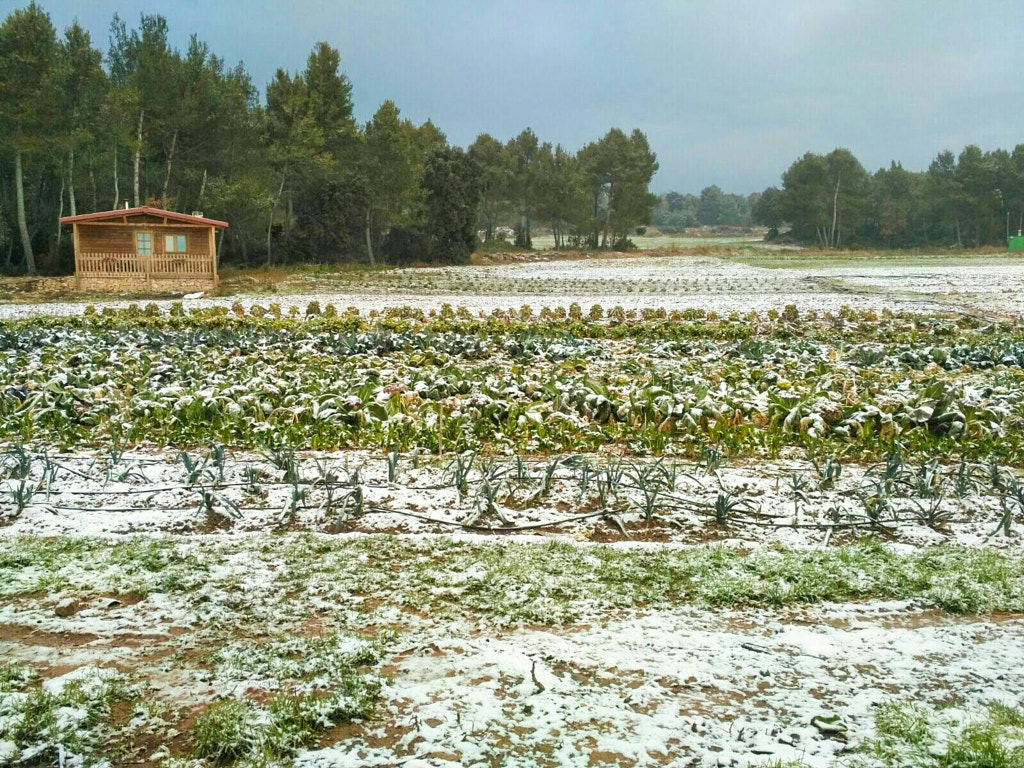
[2,304,1023,464]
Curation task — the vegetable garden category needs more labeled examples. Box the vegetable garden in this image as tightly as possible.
[2,269,1023,766]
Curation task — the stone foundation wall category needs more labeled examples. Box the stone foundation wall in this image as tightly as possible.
[76,276,218,293]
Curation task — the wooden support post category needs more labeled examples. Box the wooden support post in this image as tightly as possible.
[72,223,81,291]
[209,225,218,286]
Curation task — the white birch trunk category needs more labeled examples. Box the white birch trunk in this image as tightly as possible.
[56,173,65,252]
[68,150,77,217]
[829,173,841,249]
[113,144,120,209]
[160,129,177,206]
[133,109,144,207]
[15,149,35,275]
[196,168,207,211]
[267,170,286,265]
[365,208,376,266]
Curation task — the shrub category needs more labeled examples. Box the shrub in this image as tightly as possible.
[382,225,431,265]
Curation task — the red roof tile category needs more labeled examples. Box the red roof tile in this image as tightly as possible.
[59,206,228,228]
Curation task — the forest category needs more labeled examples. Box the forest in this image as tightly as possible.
[653,144,1024,249]
[0,3,659,275]
[754,146,1024,249]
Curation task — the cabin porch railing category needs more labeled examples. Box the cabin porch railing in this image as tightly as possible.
[76,252,215,280]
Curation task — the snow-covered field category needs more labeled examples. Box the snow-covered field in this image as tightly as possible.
[2,251,1023,767]
[3,449,1019,550]
[4,251,1024,319]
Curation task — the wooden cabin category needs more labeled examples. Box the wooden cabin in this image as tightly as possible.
[59,206,228,292]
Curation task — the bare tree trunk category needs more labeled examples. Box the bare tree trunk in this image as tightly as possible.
[160,129,177,207]
[133,109,144,207]
[196,168,207,211]
[217,225,226,270]
[364,208,376,266]
[89,160,97,212]
[113,144,120,209]
[14,149,35,275]
[954,215,963,248]
[68,150,77,217]
[267,170,286,265]
[56,172,65,253]
[829,173,841,249]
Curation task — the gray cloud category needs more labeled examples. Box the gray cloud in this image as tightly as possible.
[48,0,1024,192]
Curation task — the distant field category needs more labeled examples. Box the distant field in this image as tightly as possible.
[4,246,1024,319]
[726,247,1024,270]
[529,233,764,250]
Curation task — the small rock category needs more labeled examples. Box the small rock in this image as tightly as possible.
[811,714,848,741]
[55,597,78,618]
[101,598,122,609]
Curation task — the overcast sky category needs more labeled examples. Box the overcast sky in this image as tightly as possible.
[40,0,1024,194]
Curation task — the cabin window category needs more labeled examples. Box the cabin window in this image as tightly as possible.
[136,232,152,256]
[165,234,187,253]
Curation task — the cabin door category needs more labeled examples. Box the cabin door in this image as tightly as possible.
[135,230,154,273]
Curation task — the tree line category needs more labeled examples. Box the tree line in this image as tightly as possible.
[469,128,658,250]
[651,187,761,231]
[0,3,659,275]
[754,146,1024,248]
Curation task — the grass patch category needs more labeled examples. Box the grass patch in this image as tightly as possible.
[213,632,384,690]
[189,688,378,766]
[0,665,144,766]
[855,700,1024,767]
[188,632,383,766]
[3,536,1022,627]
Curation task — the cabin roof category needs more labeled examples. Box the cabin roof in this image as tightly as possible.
[59,206,229,228]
